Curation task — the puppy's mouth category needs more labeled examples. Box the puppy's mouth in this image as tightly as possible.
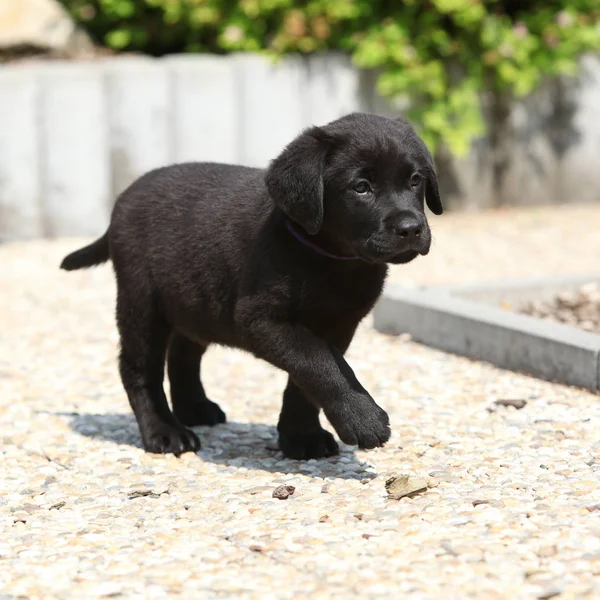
[358,241,430,265]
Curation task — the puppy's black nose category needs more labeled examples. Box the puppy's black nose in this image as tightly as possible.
[393,217,422,241]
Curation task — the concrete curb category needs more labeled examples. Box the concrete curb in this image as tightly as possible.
[373,275,600,392]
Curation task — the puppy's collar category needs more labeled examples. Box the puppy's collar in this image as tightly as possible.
[284,219,360,261]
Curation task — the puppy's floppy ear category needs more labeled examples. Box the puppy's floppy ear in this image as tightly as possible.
[416,138,443,216]
[416,131,443,215]
[394,116,443,215]
[424,163,443,215]
[265,126,330,235]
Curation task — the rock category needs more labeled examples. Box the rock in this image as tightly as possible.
[272,485,295,500]
[494,398,527,409]
[385,474,429,500]
[472,499,491,507]
[128,489,168,500]
[0,0,93,56]
[534,583,564,599]
[536,544,558,558]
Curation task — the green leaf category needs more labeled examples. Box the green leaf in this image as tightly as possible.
[105,28,131,49]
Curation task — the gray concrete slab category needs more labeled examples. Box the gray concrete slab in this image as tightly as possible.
[0,64,43,241]
[373,279,600,392]
[167,54,239,165]
[1,53,600,241]
[234,54,305,168]
[39,62,111,237]
[104,57,172,198]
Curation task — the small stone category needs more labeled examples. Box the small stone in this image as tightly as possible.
[494,398,527,409]
[440,540,458,556]
[49,501,66,510]
[537,545,558,558]
[385,474,429,500]
[534,584,564,599]
[272,485,295,500]
[13,511,28,524]
[128,489,166,499]
[448,516,471,526]
[249,545,264,552]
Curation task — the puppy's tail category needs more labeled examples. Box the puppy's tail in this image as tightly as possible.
[60,231,110,271]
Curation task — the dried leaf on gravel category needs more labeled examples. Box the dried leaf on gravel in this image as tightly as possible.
[385,475,429,500]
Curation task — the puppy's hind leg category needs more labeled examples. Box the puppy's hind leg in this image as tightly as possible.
[167,332,226,427]
[116,286,200,455]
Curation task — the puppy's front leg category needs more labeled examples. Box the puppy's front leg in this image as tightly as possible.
[240,317,390,450]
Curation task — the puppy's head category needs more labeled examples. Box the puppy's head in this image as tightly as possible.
[265,113,442,264]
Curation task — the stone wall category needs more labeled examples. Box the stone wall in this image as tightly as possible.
[0,53,598,241]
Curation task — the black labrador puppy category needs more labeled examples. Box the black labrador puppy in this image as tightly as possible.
[61,112,442,460]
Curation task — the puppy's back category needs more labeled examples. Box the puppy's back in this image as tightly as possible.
[110,162,269,249]
[108,162,272,339]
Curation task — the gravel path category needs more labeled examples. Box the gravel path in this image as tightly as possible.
[2,204,600,599]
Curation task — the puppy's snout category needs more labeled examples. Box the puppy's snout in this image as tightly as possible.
[393,216,423,241]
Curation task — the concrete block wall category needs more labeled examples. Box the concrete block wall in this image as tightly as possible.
[0,53,367,241]
[0,52,599,241]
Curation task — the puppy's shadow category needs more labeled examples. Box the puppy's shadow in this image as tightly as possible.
[51,411,376,482]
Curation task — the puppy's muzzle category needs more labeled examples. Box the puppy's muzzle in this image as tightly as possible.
[393,215,423,243]
[390,214,430,255]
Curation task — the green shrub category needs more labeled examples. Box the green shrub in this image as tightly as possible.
[61,0,600,156]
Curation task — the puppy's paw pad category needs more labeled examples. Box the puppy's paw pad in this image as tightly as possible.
[143,423,201,456]
[174,399,226,427]
[279,429,339,460]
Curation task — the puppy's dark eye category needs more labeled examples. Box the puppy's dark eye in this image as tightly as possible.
[410,174,422,188]
[353,181,371,194]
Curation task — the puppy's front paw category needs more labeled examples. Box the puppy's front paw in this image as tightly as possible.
[142,422,201,455]
[325,395,390,450]
[174,399,226,427]
[278,428,339,460]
